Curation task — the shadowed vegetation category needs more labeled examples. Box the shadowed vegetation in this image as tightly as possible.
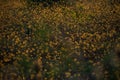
[0,0,120,80]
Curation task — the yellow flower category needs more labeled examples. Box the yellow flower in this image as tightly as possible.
[93,47,96,51]
[104,71,108,74]
[76,61,80,64]
[15,37,20,44]
[30,74,35,80]
[77,73,80,77]
[49,63,53,67]
[23,40,27,44]
[84,54,87,57]
[65,72,71,78]
[50,77,54,80]
[97,62,100,65]
[61,47,66,51]
[74,58,77,62]
[89,60,93,63]
[9,53,14,57]
[45,48,48,53]
[4,58,10,62]
[66,32,69,34]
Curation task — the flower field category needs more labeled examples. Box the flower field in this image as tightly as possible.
[0,0,120,80]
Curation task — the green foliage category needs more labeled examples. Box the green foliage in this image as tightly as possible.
[17,55,33,79]
[102,54,120,80]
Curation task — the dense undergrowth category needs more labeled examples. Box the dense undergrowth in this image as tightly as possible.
[0,0,120,80]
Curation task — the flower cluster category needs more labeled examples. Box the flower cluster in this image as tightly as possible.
[0,0,120,80]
